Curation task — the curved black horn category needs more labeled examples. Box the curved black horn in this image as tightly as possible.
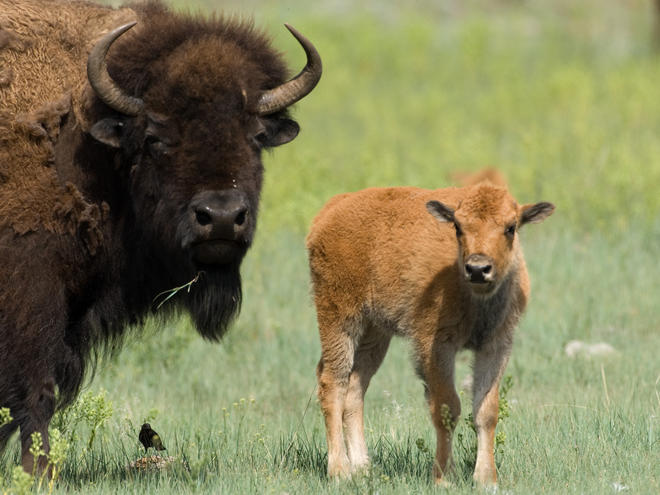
[87,22,144,116]
[252,24,322,116]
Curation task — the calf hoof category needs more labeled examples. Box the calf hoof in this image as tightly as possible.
[327,455,351,479]
[473,465,497,487]
[434,477,453,488]
[349,460,371,477]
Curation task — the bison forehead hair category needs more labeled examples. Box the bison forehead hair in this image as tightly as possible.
[107,2,288,113]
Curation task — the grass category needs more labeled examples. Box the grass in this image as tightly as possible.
[5,232,658,494]
[2,0,660,493]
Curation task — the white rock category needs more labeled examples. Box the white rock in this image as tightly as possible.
[565,340,617,358]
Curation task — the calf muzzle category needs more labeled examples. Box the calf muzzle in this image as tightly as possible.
[464,254,495,285]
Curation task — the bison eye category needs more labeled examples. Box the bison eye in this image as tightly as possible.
[253,131,269,148]
[505,224,516,237]
[145,136,169,157]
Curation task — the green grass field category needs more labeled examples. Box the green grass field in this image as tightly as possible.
[2,0,659,493]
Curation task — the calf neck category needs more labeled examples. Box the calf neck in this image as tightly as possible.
[306,183,554,485]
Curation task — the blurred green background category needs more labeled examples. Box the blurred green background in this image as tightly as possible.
[2,1,659,493]
[111,0,660,236]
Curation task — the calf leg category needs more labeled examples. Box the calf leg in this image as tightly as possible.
[416,341,460,484]
[316,318,358,478]
[471,340,511,486]
[343,332,391,472]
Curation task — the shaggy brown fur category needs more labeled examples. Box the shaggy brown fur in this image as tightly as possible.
[0,0,320,474]
[307,183,554,485]
[0,0,135,118]
[0,0,132,238]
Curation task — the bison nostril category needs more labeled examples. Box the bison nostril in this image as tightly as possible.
[482,265,492,274]
[235,209,247,227]
[190,190,250,239]
[465,264,473,275]
[195,210,212,226]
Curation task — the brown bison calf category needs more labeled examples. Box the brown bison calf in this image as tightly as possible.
[306,182,554,485]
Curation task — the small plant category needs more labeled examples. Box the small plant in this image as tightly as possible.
[153,272,202,309]
[7,466,33,495]
[81,391,113,450]
[144,408,160,425]
[439,403,457,432]
[455,375,514,475]
[495,375,513,455]
[0,394,99,494]
[0,408,12,428]
[498,375,513,422]
[46,429,69,494]
[29,432,45,485]
[415,437,432,456]
[0,428,70,495]
[51,389,113,450]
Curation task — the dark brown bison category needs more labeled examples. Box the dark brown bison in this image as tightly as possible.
[307,182,553,485]
[0,0,321,472]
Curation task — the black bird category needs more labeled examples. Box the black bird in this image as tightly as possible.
[139,423,166,453]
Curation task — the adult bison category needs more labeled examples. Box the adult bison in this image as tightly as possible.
[307,182,553,485]
[0,0,321,472]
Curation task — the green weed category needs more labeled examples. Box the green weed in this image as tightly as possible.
[0,410,11,429]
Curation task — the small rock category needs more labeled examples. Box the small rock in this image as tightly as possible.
[460,374,473,391]
[127,454,178,472]
[611,482,629,492]
[565,340,617,358]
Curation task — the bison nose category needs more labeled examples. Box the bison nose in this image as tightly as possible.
[190,190,250,241]
[464,255,494,284]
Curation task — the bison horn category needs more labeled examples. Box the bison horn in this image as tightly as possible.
[87,22,144,116]
[253,24,322,116]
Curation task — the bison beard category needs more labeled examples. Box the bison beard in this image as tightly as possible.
[185,268,242,340]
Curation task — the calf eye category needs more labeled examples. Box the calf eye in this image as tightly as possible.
[505,224,516,237]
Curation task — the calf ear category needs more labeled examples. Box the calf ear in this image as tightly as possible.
[257,118,300,148]
[426,200,455,223]
[521,202,555,225]
[90,118,124,148]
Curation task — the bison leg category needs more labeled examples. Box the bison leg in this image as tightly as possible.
[342,330,391,472]
[471,340,511,486]
[415,340,460,485]
[19,377,56,476]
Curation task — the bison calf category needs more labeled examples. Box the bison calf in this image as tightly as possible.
[306,182,554,485]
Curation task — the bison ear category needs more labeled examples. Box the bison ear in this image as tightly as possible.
[426,200,455,223]
[90,118,124,148]
[520,202,555,225]
[257,118,300,148]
